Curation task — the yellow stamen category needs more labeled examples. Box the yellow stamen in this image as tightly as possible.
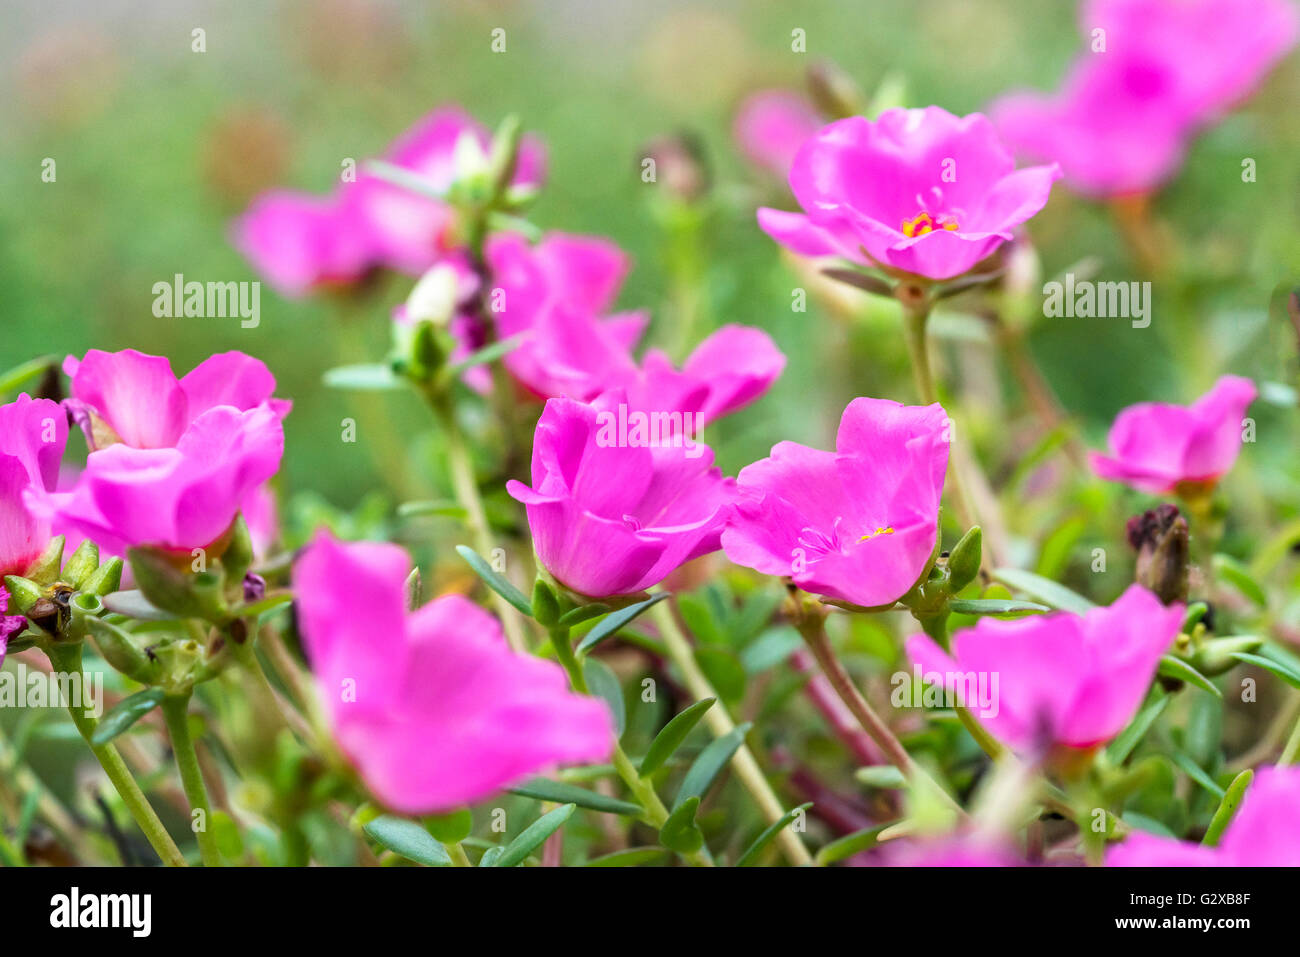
[901,211,960,238]
[858,526,896,542]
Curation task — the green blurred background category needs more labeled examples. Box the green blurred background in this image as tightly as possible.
[3,0,1298,558]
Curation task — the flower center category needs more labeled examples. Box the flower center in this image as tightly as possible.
[857,526,896,542]
[901,210,960,238]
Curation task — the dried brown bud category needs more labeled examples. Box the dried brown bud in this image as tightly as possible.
[1127,504,1189,605]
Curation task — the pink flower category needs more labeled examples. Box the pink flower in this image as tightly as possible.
[757,106,1060,281]
[235,106,547,293]
[886,837,1022,867]
[624,325,787,431]
[734,90,823,179]
[478,231,646,401]
[0,585,25,667]
[231,190,375,298]
[39,350,288,555]
[0,394,68,577]
[1089,376,1256,495]
[293,533,612,813]
[722,397,948,608]
[507,391,736,598]
[1109,765,1300,866]
[906,585,1183,753]
[348,107,547,276]
[991,0,1297,196]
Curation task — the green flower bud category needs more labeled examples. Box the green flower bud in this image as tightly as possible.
[3,575,43,615]
[128,546,228,622]
[60,540,100,588]
[946,526,982,593]
[86,616,159,684]
[80,557,123,598]
[532,578,560,627]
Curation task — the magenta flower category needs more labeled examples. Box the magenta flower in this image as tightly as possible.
[722,397,948,608]
[478,231,646,401]
[0,394,67,577]
[734,90,823,179]
[906,585,1184,753]
[1089,375,1256,495]
[991,0,1297,196]
[348,107,547,276]
[1109,765,1300,866]
[63,349,290,450]
[38,350,288,555]
[624,325,787,431]
[231,190,375,298]
[293,533,612,813]
[507,391,736,598]
[235,106,547,294]
[0,585,25,667]
[757,106,1060,281]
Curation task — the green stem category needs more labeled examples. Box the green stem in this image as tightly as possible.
[900,298,979,536]
[449,842,472,867]
[161,694,222,867]
[1280,710,1300,765]
[548,624,713,866]
[794,608,965,818]
[429,394,528,653]
[651,602,812,866]
[45,642,186,867]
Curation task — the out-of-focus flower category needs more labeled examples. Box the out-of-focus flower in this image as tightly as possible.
[991,0,1298,196]
[293,533,612,813]
[906,585,1183,754]
[733,91,823,179]
[885,836,1022,867]
[0,395,68,577]
[641,133,711,202]
[348,107,547,276]
[232,191,376,298]
[722,397,948,608]
[37,350,288,555]
[1089,376,1256,495]
[240,483,280,559]
[234,106,547,295]
[1109,765,1300,866]
[757,106,1060,281]
[507,391,736,598]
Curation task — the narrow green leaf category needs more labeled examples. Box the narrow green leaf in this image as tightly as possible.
[239,592,294,619]
[363,816,451,866]
[477,846,504,867]
[583,846,669,867]
[1202,770,1254,846]
[445,335,522,376]
[509,778,642,816]
[736,802,812,867]
[90,689,166,746]
[397,499,467,520]
[454,545,532,617]
[1105,694,1170,765]
[576,593,670,654]
[992,568,1095,614]
[101,589,174,621]
[493,804,576,867]
[673,722,751,810]
[947,598,1049,618]
[1213,554,1267,607]
[558,603,611,628]
[814,822,894,866]
[1157,655,1222,698]
[639,697,716,776]
[1167,751,1225,798]
[583,657,625,738]
[1229,651,1300,689]
[322,363,404,391]
[0,355,57,396]
[658,796,703,854]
